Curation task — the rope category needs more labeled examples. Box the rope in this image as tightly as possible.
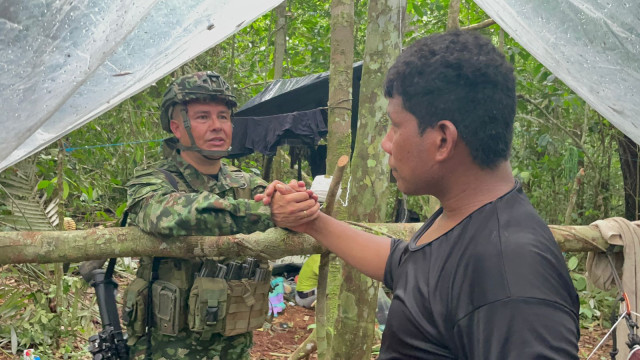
[64,139,165,152]
[586,310,640,359]
[587,311,628,360]
[338,176,351,207]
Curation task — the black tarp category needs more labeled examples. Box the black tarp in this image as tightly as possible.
[233,62,364,167]
[236,62,363,118]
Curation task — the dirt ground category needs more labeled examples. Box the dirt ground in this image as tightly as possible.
[251,304,613,360]
[251,305,319,360]
[0,294,617,359]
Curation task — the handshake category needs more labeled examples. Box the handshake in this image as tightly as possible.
[254,179,321,233]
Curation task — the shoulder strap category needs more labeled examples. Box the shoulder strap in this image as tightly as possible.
[157,168,179,191]
[232,171,253,200]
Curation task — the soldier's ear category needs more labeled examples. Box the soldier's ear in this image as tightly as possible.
[169,119,182,139]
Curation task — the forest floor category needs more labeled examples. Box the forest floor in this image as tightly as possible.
[0,269,616,359]
[250,304,613,360]
[0,302,617,359]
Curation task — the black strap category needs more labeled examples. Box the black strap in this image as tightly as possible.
[119,211,129,227]
[157,168,179,191]
[145,257,161,359]
[105,258,117,280]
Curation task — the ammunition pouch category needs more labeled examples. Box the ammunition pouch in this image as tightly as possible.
[224,275,271,336]
[151,280,186,336]
[188,277,227,340]
[130,258,271,340]
[122,277,149,344]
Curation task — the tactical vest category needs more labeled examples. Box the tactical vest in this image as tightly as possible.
[122,168,271,344]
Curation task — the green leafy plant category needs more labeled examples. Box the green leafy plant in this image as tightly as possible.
[567,256,617,328]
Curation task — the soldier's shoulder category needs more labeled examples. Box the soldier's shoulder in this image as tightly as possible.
[127,160,179,186]
[223,164,267,188]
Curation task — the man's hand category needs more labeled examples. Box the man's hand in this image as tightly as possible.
[255,180,320,232]
[254,179,317,205]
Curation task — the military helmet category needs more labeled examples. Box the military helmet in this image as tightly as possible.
[160,71,237,133]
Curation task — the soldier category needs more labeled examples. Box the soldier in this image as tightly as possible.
[123,71,316,360]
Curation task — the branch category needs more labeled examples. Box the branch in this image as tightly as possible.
[0,222,613,265]
[289,328,317,360]
[517,95,596,168]
[460,19,496,31]
[323,155,349,216]
[235,80,275,91]
[564,168,586,225]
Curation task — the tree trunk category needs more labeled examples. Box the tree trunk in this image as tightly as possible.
[0,223,612,265]
[616,132,639,220]
[330,0,406,359]
[447,0,461,31]
[273,1,287,80]
[320,0,356,357]
[263,2,287,183]
[326,0,355,173]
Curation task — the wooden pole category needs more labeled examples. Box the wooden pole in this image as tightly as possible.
[0,223,612,265]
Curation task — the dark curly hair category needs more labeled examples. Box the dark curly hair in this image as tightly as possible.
[384,31,516,169]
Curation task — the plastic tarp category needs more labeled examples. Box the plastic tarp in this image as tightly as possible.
[475,0,640,144]
[0,0,283,172]
[236,62,363,117]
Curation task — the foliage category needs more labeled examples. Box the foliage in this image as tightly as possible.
[0,264,97,358]
[0,158,59,231]
[566,255,618,328]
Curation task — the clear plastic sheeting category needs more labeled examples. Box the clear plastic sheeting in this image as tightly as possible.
[0,0,283,171]
[475,0,640,143]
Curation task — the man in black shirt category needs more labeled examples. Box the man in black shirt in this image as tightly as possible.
[257,31,580,359]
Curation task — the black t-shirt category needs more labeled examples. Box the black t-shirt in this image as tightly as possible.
[381,183,580,359]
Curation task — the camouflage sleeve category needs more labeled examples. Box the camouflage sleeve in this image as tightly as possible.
[247,172,268,199]
[126,170,274,237]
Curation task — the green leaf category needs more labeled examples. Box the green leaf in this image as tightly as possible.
[10,326,17,354]
[572,273,587,291]
[37,180,50,190]
[116,202,127,218]
[567,256,579,271]
[307,323,316,330]
[62,181,69,200]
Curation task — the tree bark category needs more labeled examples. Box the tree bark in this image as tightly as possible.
[331,0,405,359]
[616,132,639,220]
[447,0,461,31]
[320,0,357,358]
[460,19,495,31]
[273,1,287,80]
[326,0,355,174]
[0,223,613,265]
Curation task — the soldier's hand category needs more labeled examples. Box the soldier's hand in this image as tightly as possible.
[255,179,317,205]
[270,184,321,232]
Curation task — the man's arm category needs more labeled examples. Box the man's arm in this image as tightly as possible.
[269,187,392,281]
[127,172,275,237]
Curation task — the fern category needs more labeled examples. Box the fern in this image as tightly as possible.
[0,158,59,231]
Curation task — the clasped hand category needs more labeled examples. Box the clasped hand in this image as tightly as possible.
[254,179,320,232]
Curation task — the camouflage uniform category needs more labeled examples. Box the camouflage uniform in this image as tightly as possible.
[125,138,274,359]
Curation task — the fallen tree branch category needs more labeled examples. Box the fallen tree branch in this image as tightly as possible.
[0,222,612,265]
[289,328,317,360]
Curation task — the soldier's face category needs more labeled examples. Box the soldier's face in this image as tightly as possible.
[170,101,232,152]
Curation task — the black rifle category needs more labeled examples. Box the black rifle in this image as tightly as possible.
[86,258,129,360]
